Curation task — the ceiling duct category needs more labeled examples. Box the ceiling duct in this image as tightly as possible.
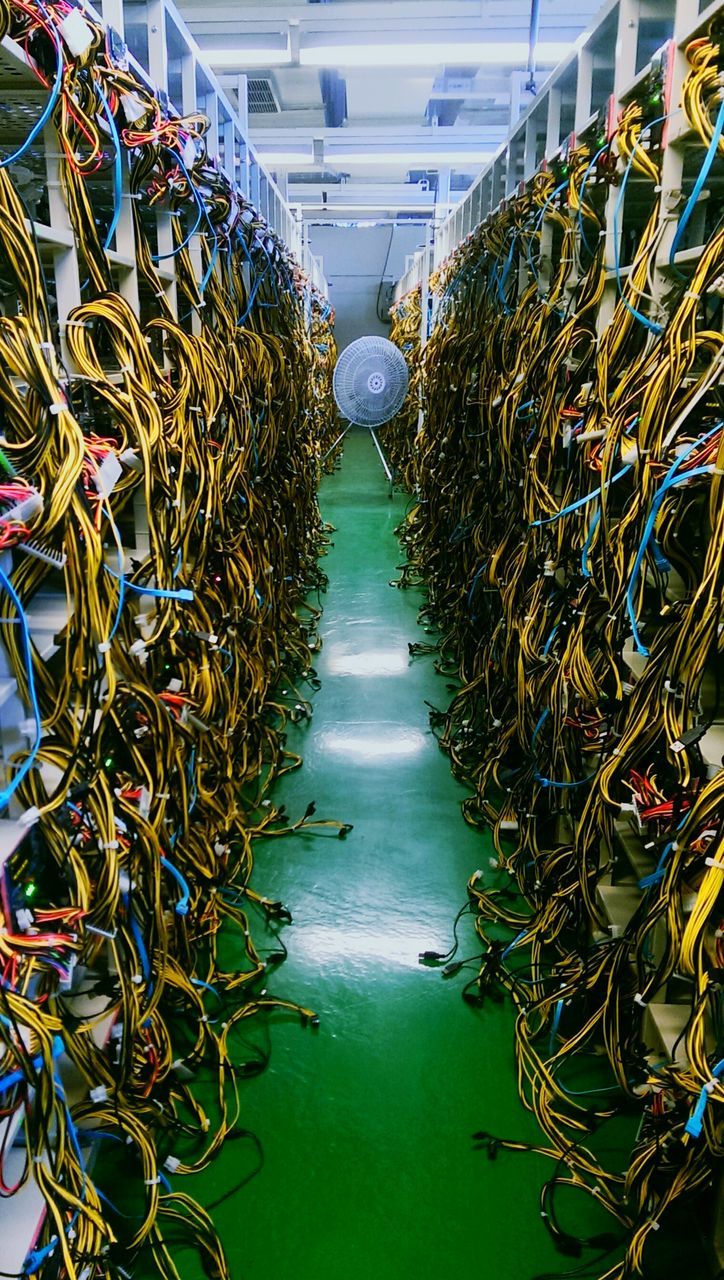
[407,169,440,195]
[247,77,280,115]
[288,169,346,184]
[319,69,348,128]
[426,69,477,127]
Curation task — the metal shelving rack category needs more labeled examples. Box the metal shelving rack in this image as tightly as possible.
[393,0,724,1076]
[0,0,327,1265]
[395,0,723,306]
[0,0,327,334]
[392,6,724,1265]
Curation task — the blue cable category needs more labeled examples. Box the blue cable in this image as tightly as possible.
[0,3,63,170]
[502,929,529,960]
[581,505,601,576]
[542,624,559,656]
[639,814,690,889]
[0,1036,63,1096]
[103,564,193,602]
[0,565,42,811]
[549,998,563,1056]
[531,464,631,527]
[191,978,222,1003]
[531,709,598,789]
[612,115,673,335]
[669,95,724,269]
[96,84,122,252]
[24,1066,84,1275]
[151,148,203,262]
[467,562,487,617]
[577,143,610,257]
[122,892,152,984]
[160,855,190,915]
[626,425,721,653]
[685,1058,724,1139]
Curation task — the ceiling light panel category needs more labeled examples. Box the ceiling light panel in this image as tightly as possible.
[299,39,574,68]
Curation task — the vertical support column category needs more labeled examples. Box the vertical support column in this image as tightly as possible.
[44,124,82,369]
[574,47,594,132]
[540,90,562,296]
[598,0,644,333]
[236,74,250,195]
[656,0,700,275]
[115,162,141,315]
[98,0,123,33]
[146,0,168,95]
[614,0,642,95]
[249,157,261,212]
[96,0,139,313]
[524,115,537,176]
[146,0,179,322]
[545,87,562,157]
[180,44,203,329]
[222,115,234,181]
[509,70,527,129]
[417,219,433,432]
[205,84,220,158]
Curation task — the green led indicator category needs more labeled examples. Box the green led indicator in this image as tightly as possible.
[25,882,37,899]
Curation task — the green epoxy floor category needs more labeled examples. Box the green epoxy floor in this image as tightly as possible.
[196,432,597,1280]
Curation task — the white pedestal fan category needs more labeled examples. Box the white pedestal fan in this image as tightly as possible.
[325,336,409,484]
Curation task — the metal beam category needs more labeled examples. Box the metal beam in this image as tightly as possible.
[178,2,489,25]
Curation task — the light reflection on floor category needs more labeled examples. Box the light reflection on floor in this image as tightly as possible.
[291,923,441,969]
[326,647,409,677]
[317,725,427,761]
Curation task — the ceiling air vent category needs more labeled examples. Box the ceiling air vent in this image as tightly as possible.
[288,170,344,184]
[247,78,280,115]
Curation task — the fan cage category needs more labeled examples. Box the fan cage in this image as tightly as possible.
[333,336,409,428]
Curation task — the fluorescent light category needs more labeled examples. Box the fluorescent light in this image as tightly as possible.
[328,151,493,167]
[259,151,493,168]
[205,46,291,68]
[258,151,313,166]
[299,40,573,68]
[299,203,445,213]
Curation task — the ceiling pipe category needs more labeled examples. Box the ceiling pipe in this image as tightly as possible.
[525,0,541,94]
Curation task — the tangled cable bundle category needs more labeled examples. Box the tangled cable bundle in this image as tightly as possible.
[400,33,724,1280]
[386,286,422,482]
[0,3,339,1277]
[309,293,340,470]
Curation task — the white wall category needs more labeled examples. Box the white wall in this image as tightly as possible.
[308,224,426,352]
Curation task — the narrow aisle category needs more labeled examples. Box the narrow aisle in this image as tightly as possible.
[202,432,558,1280]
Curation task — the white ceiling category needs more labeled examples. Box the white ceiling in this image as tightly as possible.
[177,0,604,219]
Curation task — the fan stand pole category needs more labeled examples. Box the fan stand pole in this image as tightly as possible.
[369,429,394,497]
[322,422,354,463]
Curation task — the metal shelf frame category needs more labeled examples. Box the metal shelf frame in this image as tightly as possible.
[392,0,724,1073]
[395,0,720,306]
[0,0,328,1264]
[1,0,327,337]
